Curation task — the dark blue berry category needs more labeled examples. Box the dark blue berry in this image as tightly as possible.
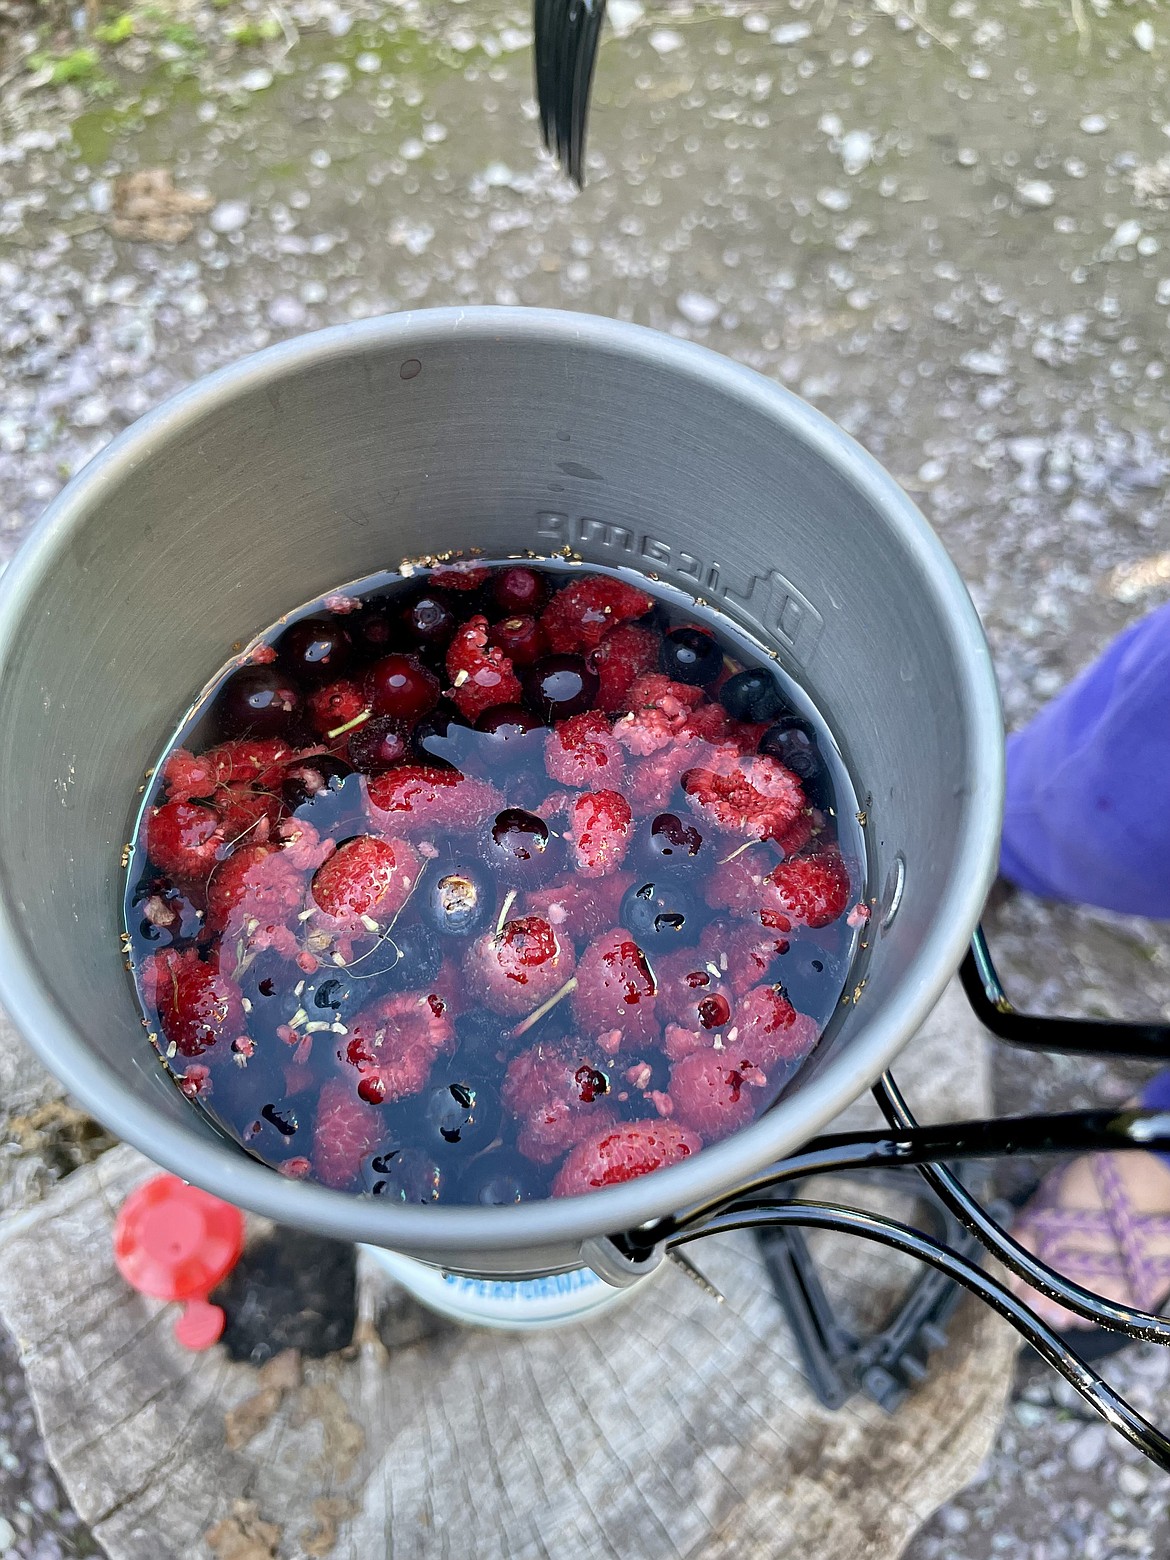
[661,626,722,687]
[413,705,472,768]
[454,1010,508,1062]
[619,879,700,947]
[426,865,491,937]
[523,654,598,720]
[218,665,301,739]
[458,1150,544,1206]
[347,716,410,774]
[643,812,706,871]
[377,922,443,992]
[424,1080,498,1151]
[759,717,829,798]
[362,1145,443,1203]
[481,808,559,883]
[719,669,788,724]
[277,617,352,682]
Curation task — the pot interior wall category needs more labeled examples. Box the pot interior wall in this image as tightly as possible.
[0,323,989,1160]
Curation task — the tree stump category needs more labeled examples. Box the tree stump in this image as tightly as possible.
[0,981,1017,1559]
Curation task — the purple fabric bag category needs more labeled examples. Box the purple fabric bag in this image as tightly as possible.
[1000,599,1170,920]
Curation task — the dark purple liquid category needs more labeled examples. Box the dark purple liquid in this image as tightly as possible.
[123,560,866,1203]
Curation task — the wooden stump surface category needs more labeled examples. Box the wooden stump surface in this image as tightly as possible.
[0,981,1018,1560]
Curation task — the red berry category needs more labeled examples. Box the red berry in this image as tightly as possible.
[146,800,223,882]
[492,567,549,615]
[669,1050,766,1141]
[565,790,633,877]
[545,711,625,789]
[680,702,733,745]
[682,748,806,842]
[216,786,284,847]
[140,948,246,1058]
[364,653,440,723]
[365,765,502,835]
[307,679,368,737]
[205,842,311,968]
[488,615,548,667]
[571,927,658,1045]
[765,851,851,928]
[732,984,820,1068]
[340,991,455,1105]
[430,559,490,590]
[541,576,654,655]
[312,1078,385,1191]
[464,915,576,1017]
[624,738,708,812]
[653,946,733,1029]
[163,739,297,799]
[502,1043,616,1163]
[475,704,542,737]
[613,679,705,757]
[699,917,789,991]
[551,1119,701,1196]
[310,835,421,928]
[590,623,660,714]
[704,846,794,932]
[523,870,636,947]
[445,615,524,720]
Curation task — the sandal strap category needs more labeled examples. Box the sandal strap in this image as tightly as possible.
[1090,1154,1170,1313]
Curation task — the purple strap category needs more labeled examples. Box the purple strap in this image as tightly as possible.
[1016,1155,1170,1311]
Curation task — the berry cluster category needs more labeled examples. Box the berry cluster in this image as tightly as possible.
[125,561,862,1204]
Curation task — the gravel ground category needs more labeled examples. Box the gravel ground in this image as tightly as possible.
[2,0,1170,1553]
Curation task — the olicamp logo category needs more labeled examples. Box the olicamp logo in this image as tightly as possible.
[533,513,825,668]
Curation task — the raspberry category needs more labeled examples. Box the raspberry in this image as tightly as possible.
[590,623,659,713]
[612,676,707,758]
[730,984,820,1069]
[217,787,284,849]
[663,1022,709,1061]
[502,1043,616,1163]
[669,1050,767,1141]
[623,737,710,812]
[699,917,788,991]
[309,835,421,929]
[766,851,851,928]
[430,559,490,590]
[140,948,245,1058]
[312,1078,385,1190]
[307,679,368,737]
[627,674,707,717]
[551,1118,701,1196]
[524,870,635,946]
[541,576,654,655]
[545,712,625,789]
[653,946,733,1029]
[682,749,806,843]
[445,615,523,720]
[164,739,297,798]
[680,702,733,745]
[340,990,455,1104]
[365,765,502,835]
[704,847,794,933]
[571,928,658,1045]
[146,800,223,882]
[206,842,305,934]
[464,916,576,1017]
[566,790,633,877]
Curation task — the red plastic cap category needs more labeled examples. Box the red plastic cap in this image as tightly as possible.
[114,1174,245,1304]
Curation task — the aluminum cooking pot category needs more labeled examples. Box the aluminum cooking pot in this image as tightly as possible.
[0,307,1002,1279]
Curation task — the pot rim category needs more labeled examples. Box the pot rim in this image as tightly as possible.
[0,306,1003,1256]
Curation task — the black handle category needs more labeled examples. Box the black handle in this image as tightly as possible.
[962,924,1170,1057]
